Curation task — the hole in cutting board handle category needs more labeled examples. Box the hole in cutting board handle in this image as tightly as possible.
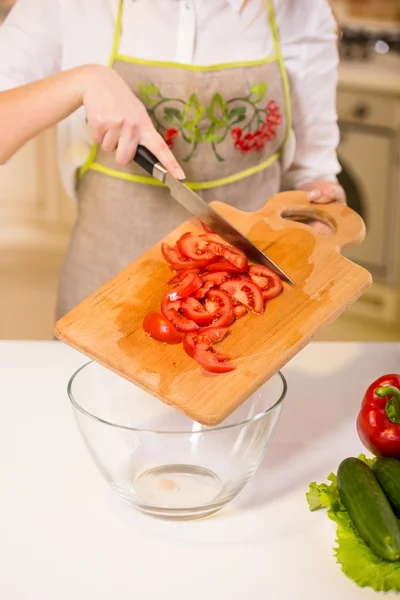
[281,210,335,237]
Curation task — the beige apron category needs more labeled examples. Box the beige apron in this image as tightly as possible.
[55,0,292,320]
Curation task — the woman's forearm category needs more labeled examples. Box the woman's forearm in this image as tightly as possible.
[0,63,184,178]
[0,66,90,164]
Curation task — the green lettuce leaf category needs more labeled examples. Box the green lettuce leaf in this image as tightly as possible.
[307,454,400,593]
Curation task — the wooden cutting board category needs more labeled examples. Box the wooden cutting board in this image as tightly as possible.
[54,191,372,426]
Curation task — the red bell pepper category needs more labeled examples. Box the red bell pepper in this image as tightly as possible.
[357,374,400,458]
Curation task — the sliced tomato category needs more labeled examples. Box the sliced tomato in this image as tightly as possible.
[196,327,230,345]
[167,272,202,301]
[207,242,248,271]
[202,271,232,286]
[167,268,200,285]
[231,296,242,307]
[193,280,214,299]
[177,232,216,261]
[143,312,182,344]
[250,274,269,289]
[180,297,214,327]
[169,261,205,271]
[193,347,236,374]
[238,273,252,282]
[234,305,247,320]
[162,243,216,270]
[161,242,193,268]
[183,327,229,358]
[160,299,199,333]
[183,332,206,358]
[220,279,264,314]
[201,222,216,234]
[206,262,242,273]
[249,264,283,301]
[200,233,234,247]
[204,289,235,327]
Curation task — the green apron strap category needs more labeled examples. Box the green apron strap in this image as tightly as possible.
[109,0,124,67]
[267,0,292,135]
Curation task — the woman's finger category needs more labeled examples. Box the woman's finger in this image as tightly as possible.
[115,119,140,166]
[89,120,108,145]
[141,128,185,180]
[101,122,122,153]
[307,183,346,204]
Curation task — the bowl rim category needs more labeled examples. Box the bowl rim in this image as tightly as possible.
[67,360,287,434]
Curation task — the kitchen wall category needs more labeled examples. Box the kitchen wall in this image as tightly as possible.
[332,0,400,23]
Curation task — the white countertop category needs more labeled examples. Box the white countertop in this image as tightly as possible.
[338,52,400,96]
[1,341,400,600]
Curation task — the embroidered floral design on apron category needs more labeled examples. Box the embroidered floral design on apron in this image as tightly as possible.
[55,0,292,320]
[138,81,283,162]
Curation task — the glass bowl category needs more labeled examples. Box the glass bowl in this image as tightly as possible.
[68,361,286,520]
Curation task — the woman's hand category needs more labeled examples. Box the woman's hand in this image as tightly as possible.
[78,65,185,180]
[297,179,346,235]
[298,179,346,205]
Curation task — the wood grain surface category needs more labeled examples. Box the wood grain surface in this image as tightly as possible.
[54,191,372,425]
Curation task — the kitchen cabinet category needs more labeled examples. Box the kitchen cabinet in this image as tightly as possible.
[338,126,394,272]
[336,50,400,326]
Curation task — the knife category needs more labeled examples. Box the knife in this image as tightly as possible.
[134,145,293,284]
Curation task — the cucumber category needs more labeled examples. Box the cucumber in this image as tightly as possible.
[373,457,400,519]
[337,457,400,562]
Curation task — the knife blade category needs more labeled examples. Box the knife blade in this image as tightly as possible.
[134,145,293,284]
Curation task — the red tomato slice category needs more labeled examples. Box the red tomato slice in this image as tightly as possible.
[177,232,216,261]
[183,327,229,358]
[161,242,193,267]
[220,279,264,314]
[234,305,247,319]
[249,264,283,300]
[207,242,248,271]
[143,312,182,344]
[200,233,234,247]
[180,297,214,327]
[197,327,230,345]
[162,243,216,270]
[193,347,236,374]
[206,262,243,273]
[161,299,199,333]
[167,272,202,301]
[167,268,200,285]
[193,280,214,299]
[169,260,210,271]
[183,332,207,358]
[250,274,269,289]
[204,289,235,327]
[201,222,216,234]
[202,271,232,286]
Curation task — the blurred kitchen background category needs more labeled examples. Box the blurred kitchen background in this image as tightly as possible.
[0,0,399,341]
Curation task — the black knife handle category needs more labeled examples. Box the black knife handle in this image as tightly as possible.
[134,145,161,176]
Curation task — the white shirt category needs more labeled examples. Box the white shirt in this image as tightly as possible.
[0,0,341,200]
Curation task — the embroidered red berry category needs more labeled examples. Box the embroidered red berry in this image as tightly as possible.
[231,127,243,142]
[267,100,278,113]
[253,130,265,151]
[164,128,179,148]
[231,99,282,154]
